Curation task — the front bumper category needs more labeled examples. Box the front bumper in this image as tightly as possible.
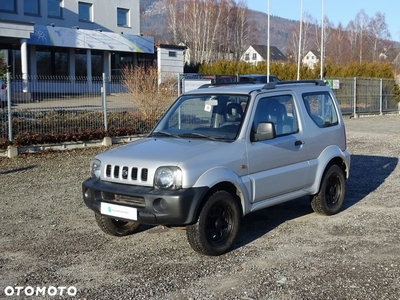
[82,178,209,226]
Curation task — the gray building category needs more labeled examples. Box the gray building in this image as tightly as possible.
[0,0,154,80]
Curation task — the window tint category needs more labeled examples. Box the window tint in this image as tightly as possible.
[48,0,62,18]
[79,2,92,22]
[1,0,16,12]
[117,8,129,26]
[24,0,40,15]
[303,92,338,127]
[253,95,298,136]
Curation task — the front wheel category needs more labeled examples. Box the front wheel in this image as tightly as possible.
[186,190,241,256]
[311,165,346,216]
[95,213,141,236]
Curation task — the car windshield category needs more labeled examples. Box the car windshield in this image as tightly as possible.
[151,94,249,141]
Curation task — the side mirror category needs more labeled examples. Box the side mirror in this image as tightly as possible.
[253,122,276,142]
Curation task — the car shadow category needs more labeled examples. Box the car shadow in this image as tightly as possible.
[233,154,398,251]
[344,154,398,209]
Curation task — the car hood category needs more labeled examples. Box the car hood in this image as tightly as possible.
[97,137,238,168]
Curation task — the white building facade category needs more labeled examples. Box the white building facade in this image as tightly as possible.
[0,0,154,80]
[157,44,186,85]
[302,50,320,70]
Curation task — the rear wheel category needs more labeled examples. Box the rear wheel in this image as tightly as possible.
[95,213,141,236]
[186,190,241,256]
[311,165,346,215]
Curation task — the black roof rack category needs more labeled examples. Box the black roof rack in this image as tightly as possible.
[263,79,326,90]
[197,79,326,90]
[197,81,260,89]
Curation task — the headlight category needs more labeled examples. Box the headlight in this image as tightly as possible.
[154,167,182,190]
[90,159,101,182]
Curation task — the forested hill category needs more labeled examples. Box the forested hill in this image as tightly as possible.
[140,0,298,51]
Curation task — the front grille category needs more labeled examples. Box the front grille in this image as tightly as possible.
[131,168,138,180]
[105,164,149,182]
[101,192,145,208]
[114,194,145,207]
[141,168,148,181]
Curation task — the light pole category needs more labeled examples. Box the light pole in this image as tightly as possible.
[267,0,270,82]
[320,0,324,79]
[297,0,303,80]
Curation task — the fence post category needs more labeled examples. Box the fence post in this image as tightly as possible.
[177,73,181,97]
[353,77,357,118]
[7,72,12,142]
[379,78,383,115]
[102,73,108,132]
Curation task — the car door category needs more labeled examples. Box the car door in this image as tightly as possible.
[246,93,311,203]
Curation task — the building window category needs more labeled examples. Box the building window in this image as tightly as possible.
[48,0,62,18]
[245,54,249,61]
[252,53,257,60]
[169,51,177,58]
[0,0,17,13]
[79,2,92,22]
[36,47,68,76]
[117,8,129,27]
[24,0,40,15]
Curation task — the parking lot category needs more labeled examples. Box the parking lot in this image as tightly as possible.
[1,115,400,299]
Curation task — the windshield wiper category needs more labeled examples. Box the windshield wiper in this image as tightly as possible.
[151,131,180,138]
[178,132,218,141]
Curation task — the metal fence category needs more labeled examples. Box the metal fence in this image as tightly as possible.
[328,77,399,115]
[0,73,154,149]
[0,74,399,149]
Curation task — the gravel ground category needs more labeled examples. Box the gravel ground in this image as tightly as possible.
[1,115,400,300]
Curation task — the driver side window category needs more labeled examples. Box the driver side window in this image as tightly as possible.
[253,95,298,136]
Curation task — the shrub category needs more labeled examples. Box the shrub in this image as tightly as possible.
[121,64,176,122]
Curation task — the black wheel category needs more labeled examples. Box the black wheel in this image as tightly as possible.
[311,165,346,215]
[186,190,241,256]
[95,213,141,236]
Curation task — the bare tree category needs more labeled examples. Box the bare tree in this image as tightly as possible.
[230,1,251,60]
[354,9,370,62]
[166,0,180,44]
[326,22,350,64]
[368,12,391,61]
[286,12,315,66]
[314,16,333,63]
[166,0,252,64]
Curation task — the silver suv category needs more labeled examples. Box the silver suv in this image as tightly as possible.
[82,80,351,256]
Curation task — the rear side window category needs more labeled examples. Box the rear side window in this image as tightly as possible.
[303,92,338,127]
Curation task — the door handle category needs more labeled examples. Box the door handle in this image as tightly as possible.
[295,140,304,146]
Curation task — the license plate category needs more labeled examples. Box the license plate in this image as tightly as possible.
[100,202,138,220]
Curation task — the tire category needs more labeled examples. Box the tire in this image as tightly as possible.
[311,165,346,216]
[95,213,141,236]
[186,190,241,256]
